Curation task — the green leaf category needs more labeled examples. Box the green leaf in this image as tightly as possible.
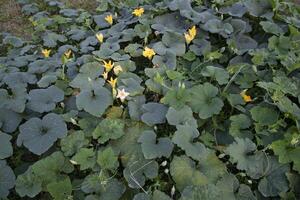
[225,137,256,170]
[81,175,125,199]
[161,87,190,109]
[0,87,27,113]
[170,156,208,191]
[271,134,300,173]
[47,177,72,200]
[134,190,172,200]
[15,170,42,198]
[71,148,96,170]
[138,130,174,159]
[166,106,197,129]
[123,159,159,189]
[201,66,229,85]
[97,147,119,170]
[229,114,252,138]
[0,132,13,159]
[260,21,284,36]
[236,184,256,200]
[0,160,15,198]
[250,105,279,125]
[76,86,113,117]
[216,174,239,199]
[179,185,222,200]
[153,31,186,56]
[60,131,89,156]
[31,151,74,184]
[141,103,168,126]
[188,83,224,119]
[197,152,227,183]
[0,108,22,133]
[70,62,105,90]
[92,118,125,143]
[258,156,289,197]
[17,113,67,155]
[27,86,64,113]
[172,125,209,161]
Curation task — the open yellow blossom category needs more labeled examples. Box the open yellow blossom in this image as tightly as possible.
[132,7,144,17]
[105,14,113,25]
[108,77,117,88]
[184,25,197,44]
[143,47,156,59]
[103,60,114,72]
[96,33,104,43]
[102,71,108,80]
[117,88,130,102]
[240,90,252,103]
[64,49,72,59]
[113,65,123,75]
[42,49,51,58]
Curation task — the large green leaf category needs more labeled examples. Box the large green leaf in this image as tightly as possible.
[172,125,209,161]
[170,156,208,191]
[0,160,15,198]
[76,86,113,117]
[26,85,64,113]
[153,31,186,56]
[60,131,89,156]
[258,156,289,197]
[225,137,256,170]
[179,185,222,200]
[17,113,67,155]
[71,148,96,170]
[47,177,72,200]
[97,147,119,170]
[188,83,224,119]
[92,118,125,143]
[0,132,13,159]
[138,130,174,159]
[166,106,197,129]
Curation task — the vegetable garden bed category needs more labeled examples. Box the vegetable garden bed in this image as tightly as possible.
[0,0,300,199]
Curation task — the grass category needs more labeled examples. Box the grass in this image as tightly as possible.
[63,0,98,12]
[0,0,33,40]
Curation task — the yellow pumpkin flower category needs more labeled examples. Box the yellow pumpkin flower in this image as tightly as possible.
[102,60,114,72]
[96,33,104,43]
[64,49,72,59]
[240,90,252,103]
[105,14,113,25]
[108,77,117,88]
[113,65,123,75]
[132,7,144,17]
[102,71,108,80]
[184,25,197,44]
[143,47,156,59]
[42,49,51,58]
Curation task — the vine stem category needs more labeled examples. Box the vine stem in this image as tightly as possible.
[222,64,246,94]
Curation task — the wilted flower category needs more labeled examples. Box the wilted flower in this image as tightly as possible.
[113,65,123,75]
[64,49,72,59]
[102,71,108,80]
[42,49,51,58]
[105,14,113,25]
[132,7,144,17]
[240,89,252,103]
[143,47,156,59]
